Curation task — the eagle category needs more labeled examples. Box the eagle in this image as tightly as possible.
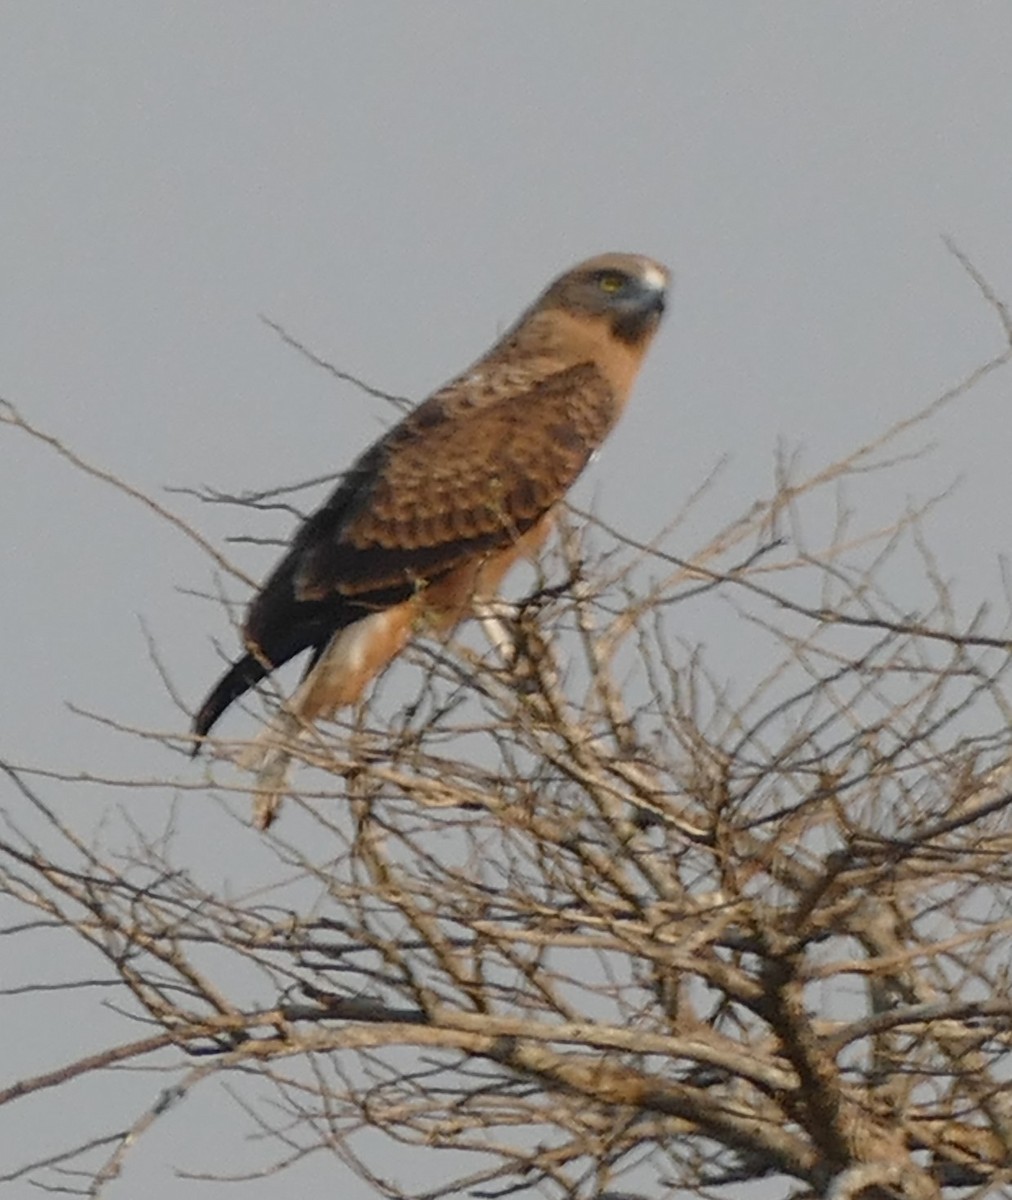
[192,252,669,826]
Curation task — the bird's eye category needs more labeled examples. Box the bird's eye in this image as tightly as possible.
[597,272,626,294]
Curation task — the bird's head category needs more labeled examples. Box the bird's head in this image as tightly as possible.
[539,252,670,346]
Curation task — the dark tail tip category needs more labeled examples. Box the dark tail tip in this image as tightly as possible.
[191,653,270,755]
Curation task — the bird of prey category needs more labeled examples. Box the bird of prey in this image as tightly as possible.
[192,252,669,826]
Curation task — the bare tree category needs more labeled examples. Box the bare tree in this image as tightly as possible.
[2,246,1011,1199]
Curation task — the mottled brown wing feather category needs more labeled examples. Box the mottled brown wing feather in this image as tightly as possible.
[294,361,616,602]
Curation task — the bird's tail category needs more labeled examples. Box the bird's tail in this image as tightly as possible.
[191,620,329,756]
[193,609,405,826]
[191,652,271,755]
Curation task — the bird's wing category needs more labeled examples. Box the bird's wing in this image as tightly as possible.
[291,360,616,603]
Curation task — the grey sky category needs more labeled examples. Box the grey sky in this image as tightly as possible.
[2,4,1011,1196]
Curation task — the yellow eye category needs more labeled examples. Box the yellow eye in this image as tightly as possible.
[598,272,625,294]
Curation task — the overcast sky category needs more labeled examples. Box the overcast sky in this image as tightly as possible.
[2,5,1012,1197]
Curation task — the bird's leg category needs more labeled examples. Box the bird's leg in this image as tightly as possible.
[472,596,560,701]
[236,673,323,828]
[234,711,302,830]
[472,598,520,666]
